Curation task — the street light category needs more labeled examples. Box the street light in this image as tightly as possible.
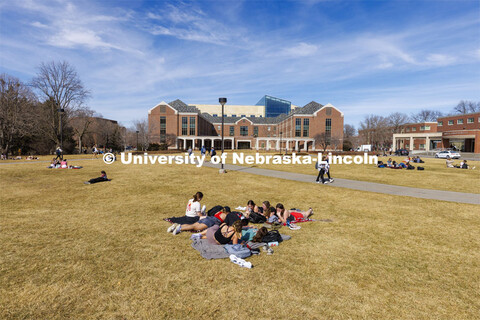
[58,107,65,150]
[136,130,139,151]
[280,131,283,155]
[219,97,227,173]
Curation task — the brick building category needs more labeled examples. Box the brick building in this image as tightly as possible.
[393,112,480,153]
[148,99,344,151]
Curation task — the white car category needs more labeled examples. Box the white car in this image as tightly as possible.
[435,150,461,159]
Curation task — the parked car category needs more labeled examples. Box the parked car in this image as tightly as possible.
[394,149,409,156]
[435,150,461,159]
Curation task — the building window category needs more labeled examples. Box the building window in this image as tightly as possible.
[303,118,309,137]
[253,126,258,136]
[160,116,166,142]
[241,114,246,118]
[213,114,218,117]
[448,120,454,125]
[251,115,255,118]
[326,107,332,116]
[406,128,410,132]
[425,125,430,130]
[182,117,188,135]
[240,126,248,136]
[457,119,464,124]
[467,118,474,123]
[325,118,331,132]
[160,106,166,113]
[230,126,234,136]
[217,126,221,130]
[438,121,443,126]
[232,114,236,117]
[223,114,227,117]
[295,118,301,137]
[273,127,276,132]
[412,127,416,132]
[268,127,271,131]
[419,144,425,149]
[189,117,196,135]
[420,126,425,131]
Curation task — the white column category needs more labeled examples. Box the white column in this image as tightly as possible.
[192,139,196,150]
[256,139,259,151]
[426,136,430,151]
[392,137,397,151]
[311,140,315,151]
[304,141,308,151]
[231,138,234,150]
[295,140,299,152]
[201,138,205,148]
[266,140,270,151]
[276,139,280,151]
[410,137,414,151]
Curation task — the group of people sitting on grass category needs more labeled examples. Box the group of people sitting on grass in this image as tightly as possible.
[166,192,315,245]
[446,157,475,169]
[377,157,420,170]
[47,158,82,169]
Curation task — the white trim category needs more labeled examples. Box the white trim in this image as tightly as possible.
[235,117,254,125]
[313,103,344,117]
[149,101,178,115]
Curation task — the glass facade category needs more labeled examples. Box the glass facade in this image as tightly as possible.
[256,95,291,117]
[182,117,188,135]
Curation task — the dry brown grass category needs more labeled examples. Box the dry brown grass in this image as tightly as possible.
[1,158,479,319]
[220,150,480,194]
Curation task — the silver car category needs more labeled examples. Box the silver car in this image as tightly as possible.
[435,150,461,159]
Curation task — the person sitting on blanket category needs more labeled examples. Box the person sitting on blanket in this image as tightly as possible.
[84,170,109,184]
[260,201,274,218]
[243,200,260,218]
[169,206,228,235]
[166,192,206,225]
[275,203,313,230]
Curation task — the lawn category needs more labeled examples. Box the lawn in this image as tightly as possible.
[1,159,479,319]
[219,150,480,194]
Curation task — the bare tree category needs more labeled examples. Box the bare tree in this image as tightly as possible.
[314,132,331,152]
[359,115,390,150]
[133,118,149,151]
[344,124,356,138]
[0,74,37,155]
[387,112,410,133]
[454,100,480,114]
[70,107,94,153]
[410,109,443,123]
[31,61,90,147]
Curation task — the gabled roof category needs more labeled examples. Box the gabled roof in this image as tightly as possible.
[168,99,199,113]
[293,101,324,115]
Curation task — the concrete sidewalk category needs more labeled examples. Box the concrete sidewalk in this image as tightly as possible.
[203,162,480,205]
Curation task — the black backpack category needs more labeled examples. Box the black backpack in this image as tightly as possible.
[417,167,424,170]
[262,230,283,243]
[249,212,267,224]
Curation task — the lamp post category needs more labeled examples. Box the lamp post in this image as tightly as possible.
[58,107,65,150]
[136,130,139,151]
[280,131,283,155]
[219,97,227,173]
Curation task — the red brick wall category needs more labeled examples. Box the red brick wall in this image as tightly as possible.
[437,113,480,132]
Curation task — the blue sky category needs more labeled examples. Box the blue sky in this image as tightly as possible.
[1,0,479,128]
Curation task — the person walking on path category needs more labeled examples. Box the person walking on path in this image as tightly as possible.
[55,147,63,161]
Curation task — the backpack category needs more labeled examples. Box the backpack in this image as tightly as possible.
[407,165,415,170]
[249,212,267,224]
[262,230,283,243]
[207,205,223,216]
[417,167,424,170]
[315,162,318,170]
[224,244,251,259]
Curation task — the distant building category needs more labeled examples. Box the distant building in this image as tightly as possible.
[148,98,344,151]
[393,112,480,153]
[256,95,292,117]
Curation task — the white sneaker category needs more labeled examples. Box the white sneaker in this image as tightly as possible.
[201,205,206,215]
[329,179,334,183]
[229,254,252,268]
[288,223,301,230]
[323,181,329,184]
[167,223,178,233]
[315,181,320,184]
[173,225,182,235]
[190,233,202,240]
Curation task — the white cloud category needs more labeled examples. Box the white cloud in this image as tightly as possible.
[282,42,318,57]
[426,54,456,66]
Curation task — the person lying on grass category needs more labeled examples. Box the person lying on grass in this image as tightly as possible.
[275,203,313,230]
[192,220,246,245]
[166,192,206,225]
[169,206,244,235]
[84,171,109,184]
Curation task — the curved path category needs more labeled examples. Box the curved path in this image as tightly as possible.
[203,162,480,205]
